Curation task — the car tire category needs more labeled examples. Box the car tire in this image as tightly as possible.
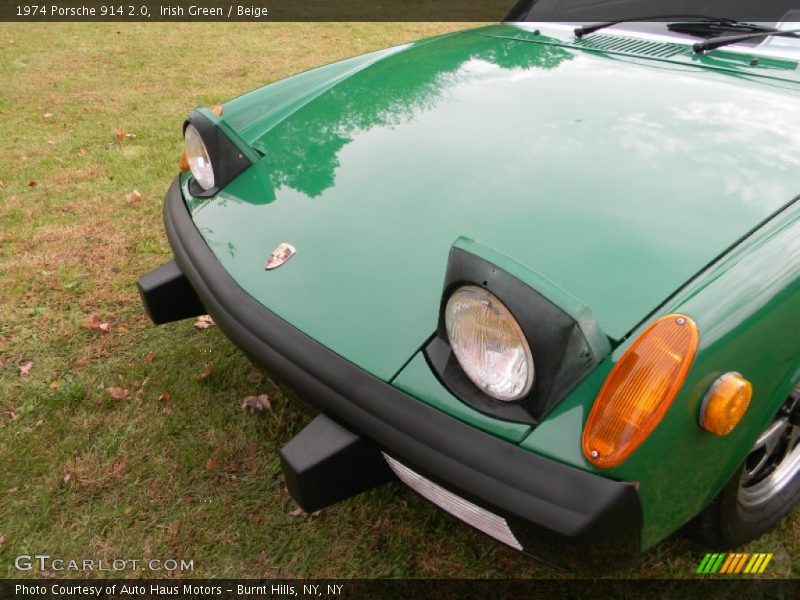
[695,387,800,547]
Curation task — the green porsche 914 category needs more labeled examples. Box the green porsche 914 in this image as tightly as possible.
[138,13,800,557]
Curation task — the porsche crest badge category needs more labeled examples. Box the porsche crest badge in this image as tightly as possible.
[265,243,297,270]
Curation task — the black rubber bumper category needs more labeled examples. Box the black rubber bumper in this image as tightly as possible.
[157,176,643,546]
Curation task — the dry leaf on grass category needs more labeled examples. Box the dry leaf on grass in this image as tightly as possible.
[19,362,33,377]
[81,314,110,333]
[115,126,126,140]
[241,394,271,413]
[126,189,143,203]
[79,147,89,156]
[145,352,155,362]
[50,380,60,389]
[196,363,214,381]
[107,387,130,400]
[158,391,171,402]
[27,181,37,187]
[204,457,218,471]
[194,315,215,330]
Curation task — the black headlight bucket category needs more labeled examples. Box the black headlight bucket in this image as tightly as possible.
[426,237,612,425]
[183,109,257,198]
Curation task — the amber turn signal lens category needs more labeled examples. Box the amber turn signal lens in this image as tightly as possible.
[699,372,752,436]
[582,314,699,468]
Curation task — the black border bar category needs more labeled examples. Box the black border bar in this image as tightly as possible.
[2,0,798,22]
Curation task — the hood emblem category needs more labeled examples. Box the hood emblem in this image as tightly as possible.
[265,243,297,270]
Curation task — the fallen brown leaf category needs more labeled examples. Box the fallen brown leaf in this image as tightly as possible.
[145,352,155,362]
[19,361,33,377]
[241,394,271,413]
[50,380,60,389]
[27,180,37,187]
[115,126,126,140]
[196,363,214,381]
[126,189,143,203]
[204,457,218,471]
[108,456,128,478]
[81,314,110,332]
[107,387,130,400]
[81,314,102,329]
[250,515,261,525]
[79,147,89,156]
[158,391,171,402]
[194,315,215,330]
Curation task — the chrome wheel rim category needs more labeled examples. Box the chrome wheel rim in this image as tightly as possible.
[738,389,800,508]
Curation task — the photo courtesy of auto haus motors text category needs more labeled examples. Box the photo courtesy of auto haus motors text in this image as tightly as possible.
[14,583,344,597]
[1,0,798,598]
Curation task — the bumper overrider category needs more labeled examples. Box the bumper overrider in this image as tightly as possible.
[139,177,643,553]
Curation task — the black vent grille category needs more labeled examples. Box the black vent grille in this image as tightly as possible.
[573,35,688,58]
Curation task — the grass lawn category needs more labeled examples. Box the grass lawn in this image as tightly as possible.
[0,22,797,579]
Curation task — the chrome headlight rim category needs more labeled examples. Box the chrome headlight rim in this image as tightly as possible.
[444,284,535,403]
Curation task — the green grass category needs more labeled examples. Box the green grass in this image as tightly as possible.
[0,23,796,579]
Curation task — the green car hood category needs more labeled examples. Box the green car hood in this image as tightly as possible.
[188,25,800,382]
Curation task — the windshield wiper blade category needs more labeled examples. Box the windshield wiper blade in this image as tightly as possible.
[693,28,800,53]
[668,21,777,38]
[574,14,738,38]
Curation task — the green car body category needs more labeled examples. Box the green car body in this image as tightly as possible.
[142,23,800,554]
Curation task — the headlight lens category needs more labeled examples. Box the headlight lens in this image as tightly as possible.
[444,285,534,402]
[184,124,215,190]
